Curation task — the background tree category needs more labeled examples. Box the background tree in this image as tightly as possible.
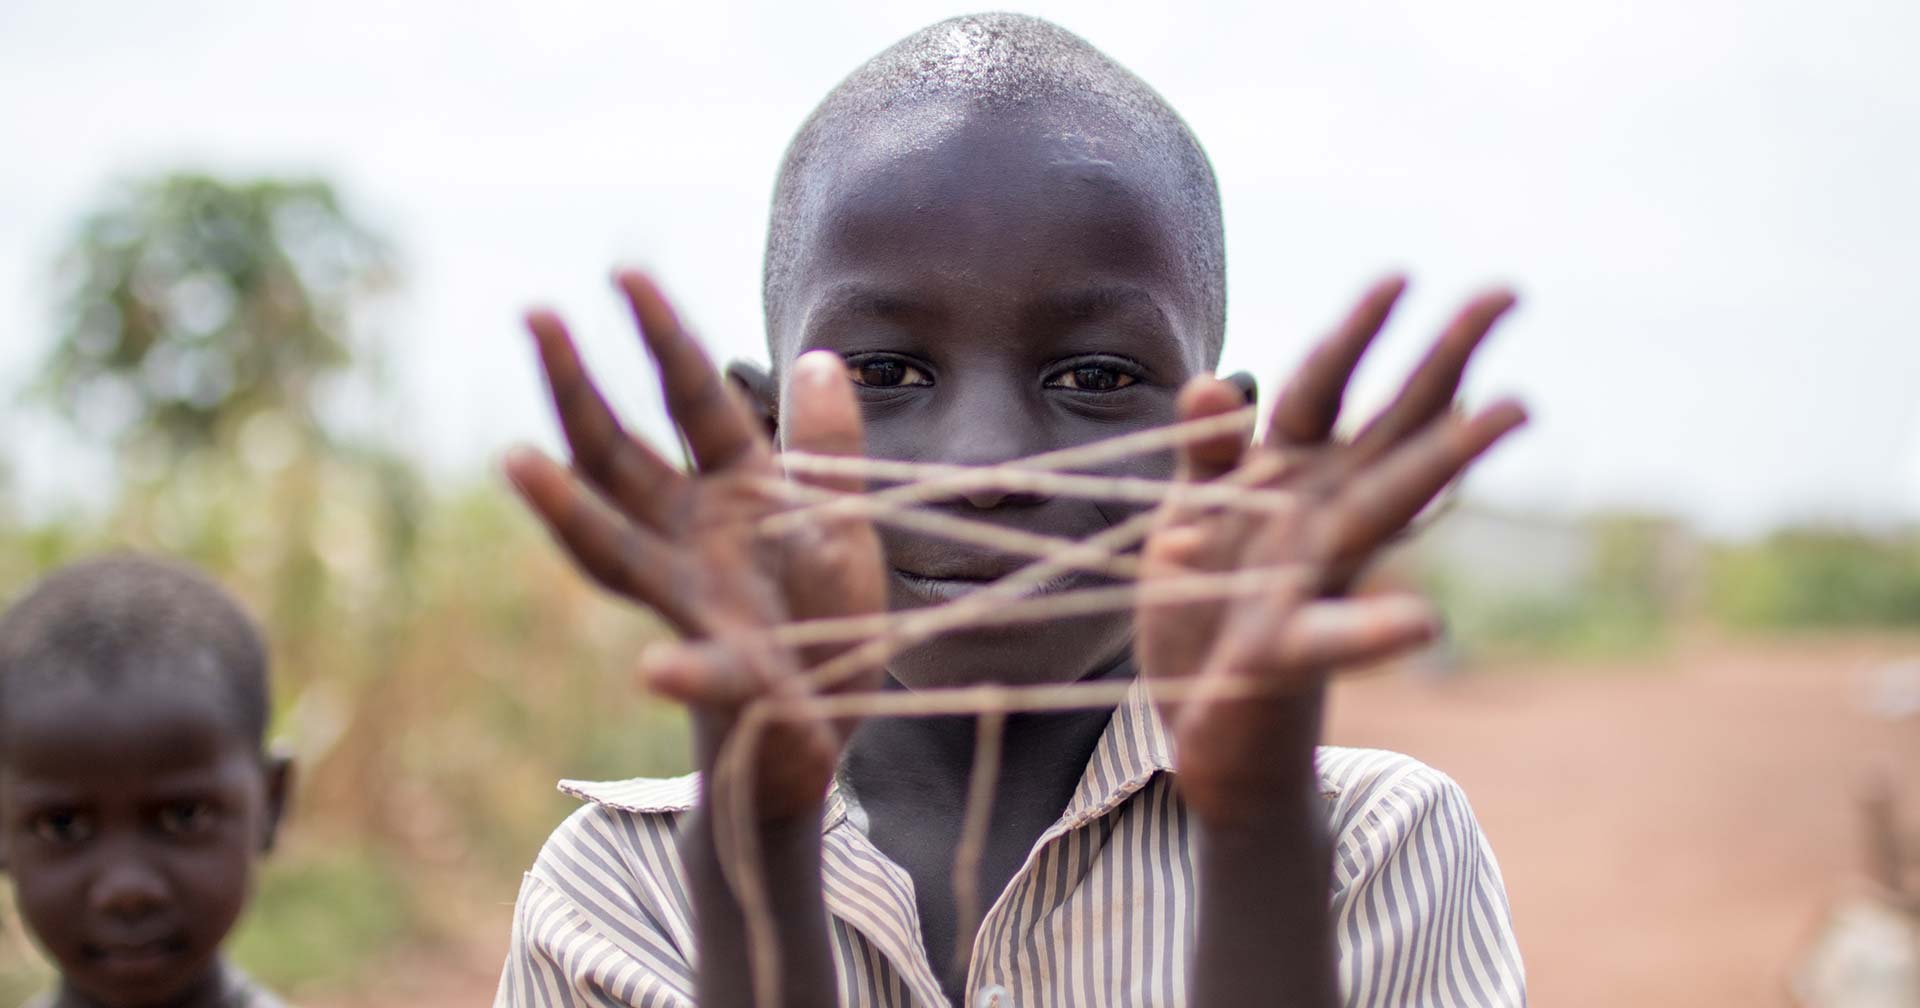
[39,173,395,458]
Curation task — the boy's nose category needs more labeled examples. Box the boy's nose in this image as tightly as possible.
[91,857,170,920]
[955,484,1047,510]
[931,383,1053,510]
[929,414,1052,510]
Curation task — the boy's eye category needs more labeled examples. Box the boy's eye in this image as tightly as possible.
[847,357,932,389]
[156,800,218,837]
[29,810,94,846]
[1047,364,1137,392]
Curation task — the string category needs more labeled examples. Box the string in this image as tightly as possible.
[693,407,1329,1008]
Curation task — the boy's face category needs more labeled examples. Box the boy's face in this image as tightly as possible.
[0,680,286,1008]
[774,103,1215,690]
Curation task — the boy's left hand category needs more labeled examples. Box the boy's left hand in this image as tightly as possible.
[1136,278,1526,828]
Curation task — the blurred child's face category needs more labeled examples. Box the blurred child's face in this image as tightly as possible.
[774,103,1215,690]
[0,681,284,1008]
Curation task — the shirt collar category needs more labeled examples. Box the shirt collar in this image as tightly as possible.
[559,769,858,836]
[558,675,1337,826]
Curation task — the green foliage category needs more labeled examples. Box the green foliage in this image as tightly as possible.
[1707,527,1920,629]
[228,846,411,993]
[0,937,50,1008]
[1419,512,1678,660]
[1443,583,1666,656]
[1428,575,1669,661]
[38,173,393,458]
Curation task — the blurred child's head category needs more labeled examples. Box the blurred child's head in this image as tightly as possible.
[749,14,1227,689]
[0,554,289,1008]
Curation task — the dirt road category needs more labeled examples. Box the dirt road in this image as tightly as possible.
[1326,635,1920,1007]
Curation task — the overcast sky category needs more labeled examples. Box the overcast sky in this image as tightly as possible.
[2,0,1916,536]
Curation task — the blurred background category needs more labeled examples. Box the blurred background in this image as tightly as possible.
[1,1,1916,1005]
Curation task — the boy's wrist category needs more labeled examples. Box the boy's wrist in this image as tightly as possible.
[1191,777,1338,1008]
[1186,762,1325,840]
[684,796,827,859]
[680,797,838,1008]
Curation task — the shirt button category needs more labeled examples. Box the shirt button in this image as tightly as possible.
[978,983,1010,1007]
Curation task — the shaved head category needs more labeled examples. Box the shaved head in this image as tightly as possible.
[0,553,270,751]
[763,13,1225,365]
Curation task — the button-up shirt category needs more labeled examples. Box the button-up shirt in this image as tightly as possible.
[496,681,1525,1007]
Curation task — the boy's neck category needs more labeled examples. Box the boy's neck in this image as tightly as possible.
[840,653,1135,818]
[839,655,1134,1000]
[53,959,234,1008]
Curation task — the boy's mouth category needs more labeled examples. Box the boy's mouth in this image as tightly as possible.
[886,533,1110,606]
[890,565,1081,604]
[81,932,192,980]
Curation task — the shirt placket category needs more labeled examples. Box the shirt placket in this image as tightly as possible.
[818,817,954,1007]
[821,680,1174,1008]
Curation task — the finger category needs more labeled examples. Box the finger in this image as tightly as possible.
[1151,376,1260,587]
[637,641,758,708]
[503,445,705,633]
[615,269,767,473]
[526,309,685,529]
[1201,554,1314,677]
[1174,376,1252,483]
[1327,399,1528,563]
[778,352,888,665]
[1266,276,1406,447]
[1269,594,1439,671]
[1350,289,1516,457]
[782,350,866,496]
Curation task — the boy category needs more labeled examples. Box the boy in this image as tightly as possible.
[0,555,292,1008]
[500,13,1525,1007]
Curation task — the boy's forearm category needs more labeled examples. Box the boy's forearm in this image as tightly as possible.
[680,803,839,1008]
[1190,774,1338,1008]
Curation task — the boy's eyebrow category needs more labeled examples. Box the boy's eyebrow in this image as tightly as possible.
[1032,283,1167,323]
[4,779,88,804]
[815,284,932,321]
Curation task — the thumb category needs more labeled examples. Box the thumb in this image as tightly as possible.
[1267,593,1439,675]
[781,350,866,496]
[1173,376,1251,484]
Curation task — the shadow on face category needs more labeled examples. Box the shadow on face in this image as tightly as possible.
[0,681,286,1008]
[771,103,1220,690]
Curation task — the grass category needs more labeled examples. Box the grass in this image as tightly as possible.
[229,846,413,993]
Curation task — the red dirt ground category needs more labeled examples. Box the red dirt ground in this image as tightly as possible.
[320,634,1920,1007]
[1325,634,1920,1008]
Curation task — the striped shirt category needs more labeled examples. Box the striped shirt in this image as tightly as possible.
[496,680,1525,1007]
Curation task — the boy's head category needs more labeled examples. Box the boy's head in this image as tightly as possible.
[0,554,289,1008]
[746,14,1229,690]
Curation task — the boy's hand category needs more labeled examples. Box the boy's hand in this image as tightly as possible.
[504,271,884,824]
[1136,278,1526,827]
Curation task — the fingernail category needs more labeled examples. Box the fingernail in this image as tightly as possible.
[794,350,846,385]
[501,447,535,487]
[637,644,684,693]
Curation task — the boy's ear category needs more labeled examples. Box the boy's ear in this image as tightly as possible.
[724,360,780,441]
[260,751,295,855]
[1222,370,1259,405]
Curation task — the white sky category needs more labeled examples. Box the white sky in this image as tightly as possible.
[2,0,1917,536]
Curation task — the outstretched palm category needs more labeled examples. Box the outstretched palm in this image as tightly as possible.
[1137,278,1527,825]
[505,271,886,822]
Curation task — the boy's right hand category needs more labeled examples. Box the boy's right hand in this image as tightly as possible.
[504,270,885,824]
